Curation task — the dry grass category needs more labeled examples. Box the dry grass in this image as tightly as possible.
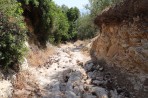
[27,44,56,67]
[12,71,28,90]
[12,71,40,98]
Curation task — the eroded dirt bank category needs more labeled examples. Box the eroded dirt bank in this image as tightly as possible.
[92,0,148,72]
[91,0,148,97]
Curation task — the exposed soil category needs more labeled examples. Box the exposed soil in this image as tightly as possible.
[94,0,148,26]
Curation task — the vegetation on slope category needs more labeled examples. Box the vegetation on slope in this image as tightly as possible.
[0,0,27,69]
[20,0,80,46]
[77,0,121,39]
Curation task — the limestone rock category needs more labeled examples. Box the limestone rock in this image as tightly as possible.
[92,80,105,86]
[143,78,148,92]
[0,80,13,98]
[83,93,97,98]
[73,86,81,96]
[52,82,60,92]
[66,82,73,91]
[60,83,66,91]
[0,72,4,80]
[91,87,108,98]
[84,63,94,72]
[88,72,94,78]
[68,71,82,83]
[110,90,118,98]
[20,58,28,71]
[65,91,80,98]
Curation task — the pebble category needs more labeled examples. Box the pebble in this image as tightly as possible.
[91,87,108,98]
[66,82,73,91]
[65,91,80,98]
[88,72,94,78]
[99,67,104,71]
[96,65,101,70]
[92,80,105,86]
[83,93,97,98]
[143,78,148,92]
[84,63,94,72]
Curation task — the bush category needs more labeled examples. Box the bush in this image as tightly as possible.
[0,0,27,69]
[20,0,71,45]
[77,14,97,40]
[77,0,122,40]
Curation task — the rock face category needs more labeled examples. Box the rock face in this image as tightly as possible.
[91,0,148,72]
[0,80,13,98]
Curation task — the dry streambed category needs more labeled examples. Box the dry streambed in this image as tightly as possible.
[0,43,144,98]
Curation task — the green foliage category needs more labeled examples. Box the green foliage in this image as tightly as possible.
[77,14,97,40]
[85,0,112,19]
[23,0,39,6]
[77,0,121,40]
[61,5,69,14]
[0,0,27,69]
[53,6,70,43]
[86,0,121,17]
[66,7,80,41]
[111,0,121,4]
[38,0,70,44]
[67,7,80,22]
[20,0,80,44]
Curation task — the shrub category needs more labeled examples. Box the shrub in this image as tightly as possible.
[20,0,70,45]
[77,14,97,40]
[0,0,27,69]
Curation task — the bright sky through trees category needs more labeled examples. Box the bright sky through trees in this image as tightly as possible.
[54,0,89,12]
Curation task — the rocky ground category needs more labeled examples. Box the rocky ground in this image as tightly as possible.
[0,41,148,98]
